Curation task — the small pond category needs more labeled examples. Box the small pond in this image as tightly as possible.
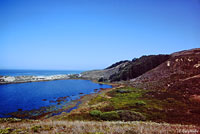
[0,79,112,118]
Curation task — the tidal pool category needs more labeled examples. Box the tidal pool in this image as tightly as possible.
[0,79,112,118]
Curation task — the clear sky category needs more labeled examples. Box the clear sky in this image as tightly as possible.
[0,0,199,70]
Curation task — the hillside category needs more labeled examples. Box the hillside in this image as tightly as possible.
[109,55,170,82]
[81,54,170,82]
[127,48,200,124]
[131,48,200,97]
[1,48,200,133]
[70,48,200,125]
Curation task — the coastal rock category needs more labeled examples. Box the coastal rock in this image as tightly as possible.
[2,76,16,82]
[80,61,130,81]
[18,109,22,111]
[94,89,98,92]
[0,74,79,84]
[56,96,68,103]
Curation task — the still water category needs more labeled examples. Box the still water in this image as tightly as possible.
[0,79,112,118]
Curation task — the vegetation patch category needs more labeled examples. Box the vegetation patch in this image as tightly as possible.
[0,128,12,134]
[89,110,102,117]
[0,120,199,134]
[31,125,42,132]
[0,118,22,123]
[89,95,108,105]
[39,84,200,125]
[117,110,146,121]
[99,111,120,121]
[84,86,195,124]
[106,87,147,110]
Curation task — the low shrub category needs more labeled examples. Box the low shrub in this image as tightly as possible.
[100,111,120,121]
[31,125,41,132]
[117,110,146,121]
[0,118,22,123]
[166,98,175,103]
[89,95,108,105]
[89,110,102,117]
[116,89,132,93]
[0,128,12,134]
[135,101,146,106]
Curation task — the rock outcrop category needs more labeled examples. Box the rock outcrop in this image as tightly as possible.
[109,55,170,82]
[0,74,80,84]
[81,55,170,82]
[80,61,130,81]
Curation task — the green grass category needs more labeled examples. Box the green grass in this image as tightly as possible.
[89,110,102,117]
[100,111,120,121]
[86,87,190,122]
[0,127,12,134]
[89,95,108,105]
[52,86,196,124]
[107,87,146,110]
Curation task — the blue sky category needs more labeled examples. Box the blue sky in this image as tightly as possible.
[0,0,199,70]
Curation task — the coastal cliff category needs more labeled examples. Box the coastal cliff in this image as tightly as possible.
[81,55,170,82]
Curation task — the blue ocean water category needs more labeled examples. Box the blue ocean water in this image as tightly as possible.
[0,69,83,76]
[0,79,112,118]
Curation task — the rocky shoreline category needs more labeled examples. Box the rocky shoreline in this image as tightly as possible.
[0,74,81,84]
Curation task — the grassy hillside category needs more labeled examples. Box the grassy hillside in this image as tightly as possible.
[52,85,200,125]
[0,119,199,134]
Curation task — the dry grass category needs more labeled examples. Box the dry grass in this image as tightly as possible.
[0,120,199,134]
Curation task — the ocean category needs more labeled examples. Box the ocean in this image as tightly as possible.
[0,69,83,76]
